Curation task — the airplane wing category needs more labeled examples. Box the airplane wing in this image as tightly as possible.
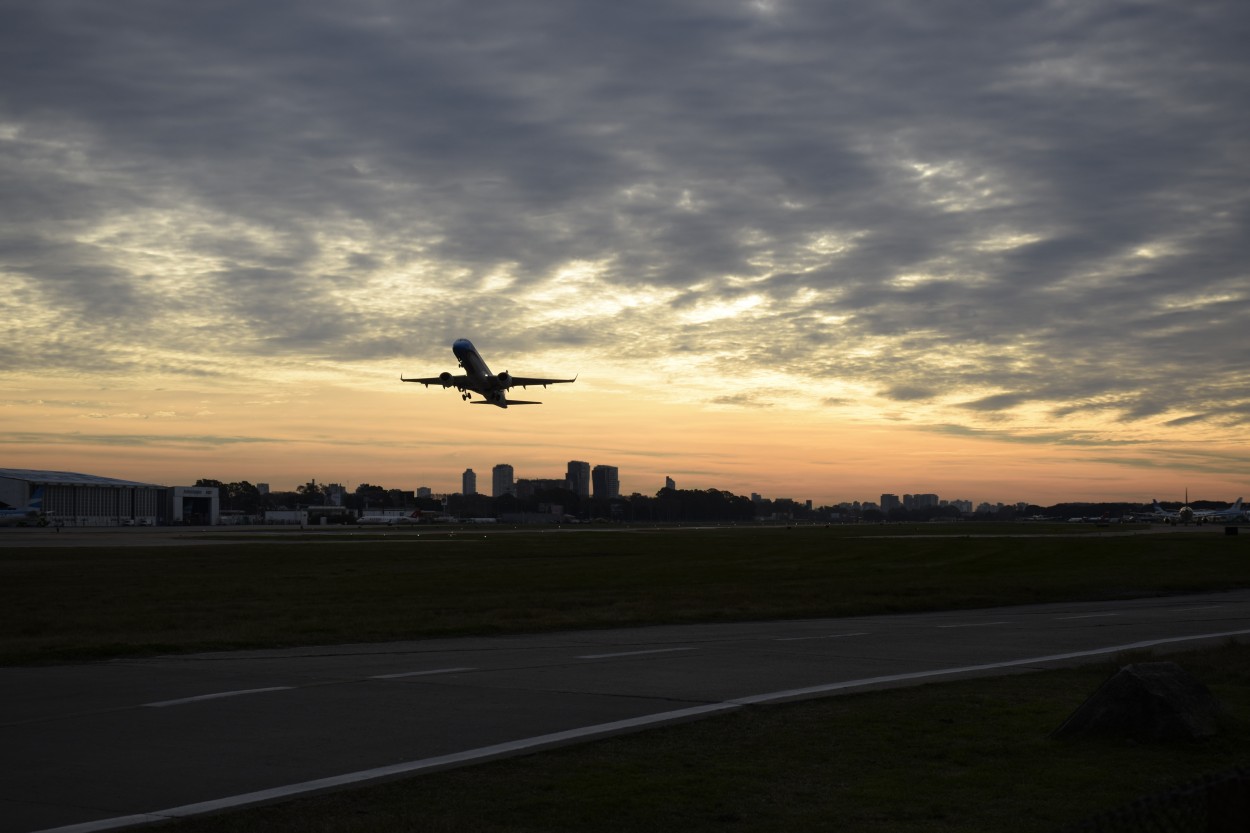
[401,375,468,387]
[508,375,577,389]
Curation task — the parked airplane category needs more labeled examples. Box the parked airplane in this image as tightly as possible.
[0,487,44,526]
[1193,497,1245,523]
[402,338,576,408]
[1152,494,1245,525]
[357,508,449,525]
[1067,513,1111,524]
[1151,498,1193,525]
[356,513,405,526]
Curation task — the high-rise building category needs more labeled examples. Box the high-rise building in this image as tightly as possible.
[416,486,432,499]
[665,476,676,490]
[566,460,591,497]
[880,493,900,512]
[462,468,477,495]
[492,464,515,497]
[591,465,619,499]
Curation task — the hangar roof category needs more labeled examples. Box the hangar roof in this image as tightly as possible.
[0,468,164,488]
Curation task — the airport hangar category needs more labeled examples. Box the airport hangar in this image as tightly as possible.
[0,468,218,526]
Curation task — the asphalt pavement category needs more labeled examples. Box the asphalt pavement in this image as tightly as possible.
[4,588,1250,833]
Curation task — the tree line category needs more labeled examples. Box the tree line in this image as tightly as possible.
[194,479,818,522]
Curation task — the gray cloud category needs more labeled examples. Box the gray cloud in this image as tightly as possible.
[2,0,1247,433]
[883,385,937,403]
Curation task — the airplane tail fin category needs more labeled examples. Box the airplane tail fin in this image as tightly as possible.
[27,487,43,511]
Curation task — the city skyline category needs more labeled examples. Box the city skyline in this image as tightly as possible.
[137,463,1240,512]
[2,2,1247,506]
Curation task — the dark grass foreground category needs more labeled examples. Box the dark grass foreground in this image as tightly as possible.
[163,641,1250,833]
[2,527,1247,664]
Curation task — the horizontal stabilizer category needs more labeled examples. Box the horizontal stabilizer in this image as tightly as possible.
[471,400,543,406]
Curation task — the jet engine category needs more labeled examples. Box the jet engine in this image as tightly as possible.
[439,371,453,387]
[496,371,513,388]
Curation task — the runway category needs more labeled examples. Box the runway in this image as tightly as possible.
[4,588,1250,832]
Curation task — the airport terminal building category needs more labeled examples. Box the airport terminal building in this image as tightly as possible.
[0,468,218,526]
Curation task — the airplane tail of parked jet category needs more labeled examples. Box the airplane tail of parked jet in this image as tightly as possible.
[0,487,44,525]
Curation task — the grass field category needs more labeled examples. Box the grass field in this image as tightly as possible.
[2,526,1247,664]
[4,526,1248,830]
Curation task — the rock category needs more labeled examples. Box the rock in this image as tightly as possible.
[1053,662,1224,742]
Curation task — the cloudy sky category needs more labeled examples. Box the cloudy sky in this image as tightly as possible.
[2,0,1247,505]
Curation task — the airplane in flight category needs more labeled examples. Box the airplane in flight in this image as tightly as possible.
[0,487,44,526]
[402,338,576,408]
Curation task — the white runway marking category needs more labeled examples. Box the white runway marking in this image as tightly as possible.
[576,647,697,660]
[776,632,870,642]
[1055,613,1119,620]
[937,621,1009,629]
[370,667,476,679]
[143,687,293,708]
[1173,606,1223,613]
[39,626,1250,833]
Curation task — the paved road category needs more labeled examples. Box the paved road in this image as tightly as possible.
[4,589,1249,832]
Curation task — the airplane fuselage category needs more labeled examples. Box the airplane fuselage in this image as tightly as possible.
[454,339,496,389]
[0,510,38,526]
[451,339,509,406]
